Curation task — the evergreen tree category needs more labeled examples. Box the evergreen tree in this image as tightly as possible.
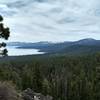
[0,15,10,56]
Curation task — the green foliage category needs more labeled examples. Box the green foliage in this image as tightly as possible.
[0,15,3,21]
[0,54,99,100]
[0,15,10,56]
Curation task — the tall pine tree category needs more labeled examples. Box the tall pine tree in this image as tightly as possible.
[0,15,10,56]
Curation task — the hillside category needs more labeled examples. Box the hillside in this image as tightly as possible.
[7,38,100,55]
[0,53,99,100]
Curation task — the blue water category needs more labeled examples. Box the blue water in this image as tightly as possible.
[7,46,44,56]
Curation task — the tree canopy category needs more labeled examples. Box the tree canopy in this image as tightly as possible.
[0,15,10,56]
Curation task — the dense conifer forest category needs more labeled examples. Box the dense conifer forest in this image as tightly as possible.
[0,53,99,100]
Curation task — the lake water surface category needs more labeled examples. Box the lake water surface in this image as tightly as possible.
[7,46,44,56]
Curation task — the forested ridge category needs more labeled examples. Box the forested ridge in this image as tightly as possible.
[0,53,99,100]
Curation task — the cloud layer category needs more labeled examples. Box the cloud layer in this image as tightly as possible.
[0,0,100,42]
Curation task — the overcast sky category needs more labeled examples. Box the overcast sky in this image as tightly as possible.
[0,0,100,42]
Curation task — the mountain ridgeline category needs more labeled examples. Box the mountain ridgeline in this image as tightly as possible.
[7,38,100,55]
[1,38,100,100]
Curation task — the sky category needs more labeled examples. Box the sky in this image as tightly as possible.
[0,0,100,42]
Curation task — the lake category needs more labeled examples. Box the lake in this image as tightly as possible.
[7,46,44,56]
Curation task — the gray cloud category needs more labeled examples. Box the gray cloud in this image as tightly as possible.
[0,0,100,42]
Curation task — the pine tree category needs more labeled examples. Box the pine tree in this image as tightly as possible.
[0,15,10,56]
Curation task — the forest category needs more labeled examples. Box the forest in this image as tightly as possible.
[0,53,99,100]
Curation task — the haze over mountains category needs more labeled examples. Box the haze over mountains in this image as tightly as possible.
[7,38,100,55]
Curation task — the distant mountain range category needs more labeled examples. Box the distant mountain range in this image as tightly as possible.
[7,38,100,55]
